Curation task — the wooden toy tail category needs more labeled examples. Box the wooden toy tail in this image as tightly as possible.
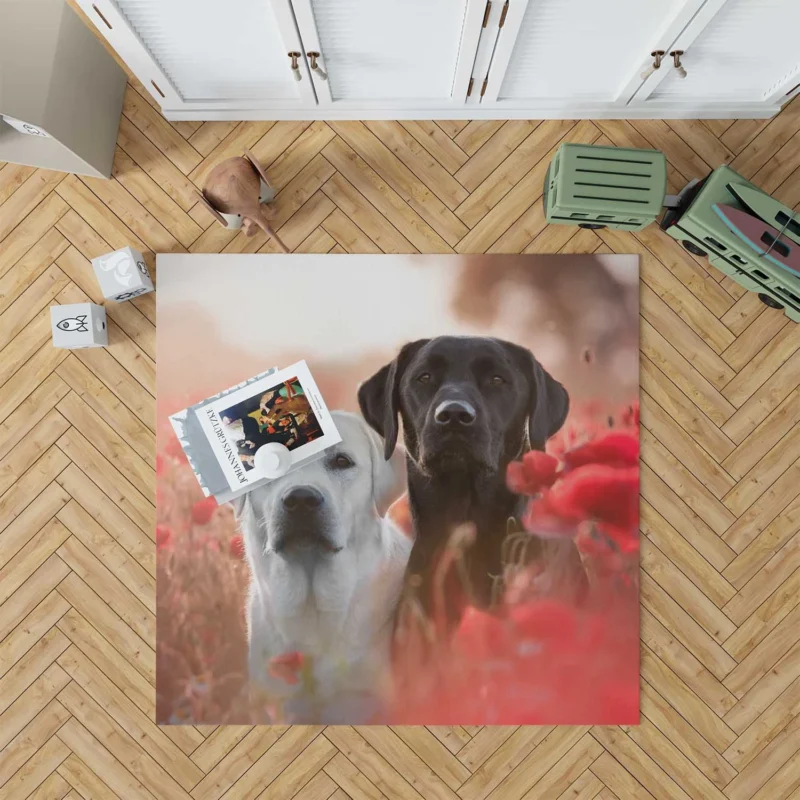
[255,214,289,253]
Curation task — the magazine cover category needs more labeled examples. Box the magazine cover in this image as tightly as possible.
[169,362,341,502]
[168,366,277,499]
[156,254,640,727]
[196,361,340,491]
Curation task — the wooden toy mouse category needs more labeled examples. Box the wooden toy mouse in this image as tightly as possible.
[196,148,289,253]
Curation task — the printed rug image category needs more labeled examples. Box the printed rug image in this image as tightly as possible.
[155,253,640,725]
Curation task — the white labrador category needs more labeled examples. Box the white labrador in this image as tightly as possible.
[232,411,410,723]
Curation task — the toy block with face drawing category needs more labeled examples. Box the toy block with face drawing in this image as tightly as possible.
[91,246,154,302]
[50,302,107,348]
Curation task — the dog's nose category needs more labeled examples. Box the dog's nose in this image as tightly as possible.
[434,399,477,427]
[282,486,324,512]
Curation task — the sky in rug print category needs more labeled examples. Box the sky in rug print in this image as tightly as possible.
[157,252,637,361]
[160,255,490,358]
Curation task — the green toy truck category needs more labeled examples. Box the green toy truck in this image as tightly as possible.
[543,143,667,232]
[660,165,800,323]
[543,143,800,322]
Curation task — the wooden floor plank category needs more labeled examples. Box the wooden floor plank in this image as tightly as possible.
[111,148,202,249]
[0,194,69,279]
[454,119,577,230]
[55,464,154,576]
[121,85,202,176]
[0,170,66,244]
[0,229,69,317]
[115,116,200,212]
[55,427,154,537]
[453,121,506,156]
[641,500,736,608]
[400,120,469,175]
[332,121,468,246]
[365,120,469,210]
[186,121,239,158]
[0,695,71,787]
[640,681,737,790]
[0,163,36,207]
[57,752,123,799]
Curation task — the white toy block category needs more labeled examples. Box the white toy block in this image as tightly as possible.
[1,115,51,137]
[51,303,107,349]
[91,246,154,302]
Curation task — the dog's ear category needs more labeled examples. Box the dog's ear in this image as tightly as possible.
[358,340,428,460]
[512,345,569,451]
[365,426,407,517]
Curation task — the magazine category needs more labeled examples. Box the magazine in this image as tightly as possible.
[169,361,341,503]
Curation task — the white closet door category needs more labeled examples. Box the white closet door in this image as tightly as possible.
[291,0,485,107]
[644,0,800,105]
[76,0,315,111]
[481,0,706,108]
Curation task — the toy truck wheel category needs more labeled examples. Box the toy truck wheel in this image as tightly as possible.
[758,293,784,310]
[682,240,707,257]
[578,223,606,230]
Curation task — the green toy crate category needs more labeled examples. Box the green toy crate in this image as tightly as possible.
[660,165,800,323]
[544,143,667,231]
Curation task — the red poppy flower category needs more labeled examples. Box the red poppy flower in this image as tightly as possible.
[268,651,305,685]
[548,465,639,529]
[454,606,508,661]
[575,525,614,557]
[510,599,577,645]
[595,522,639,553]
[229,534,245,559]
[192,497,218,526]
[156,525,172,550]
[562,432,639,471]
[522,491,575,538]
[507,451,560,496]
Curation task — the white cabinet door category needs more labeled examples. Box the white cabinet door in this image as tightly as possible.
[632,0,800,109]
[477,0,708,112]
[75,0,316,112]
[290,0,486,109]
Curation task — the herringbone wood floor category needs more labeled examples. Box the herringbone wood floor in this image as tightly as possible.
[2,62,800,798]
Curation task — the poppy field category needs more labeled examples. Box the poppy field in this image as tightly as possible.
[156,399,640,725]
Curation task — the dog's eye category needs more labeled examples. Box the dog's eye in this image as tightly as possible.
[333,454,354,469]
[417,373,431,383]
[491,375,507,385]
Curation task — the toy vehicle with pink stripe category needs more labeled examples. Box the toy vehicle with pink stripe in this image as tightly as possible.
[545,143,800,323]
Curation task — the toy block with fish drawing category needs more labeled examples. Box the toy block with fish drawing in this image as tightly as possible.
[92,246,154,302]
[50,302,107,348]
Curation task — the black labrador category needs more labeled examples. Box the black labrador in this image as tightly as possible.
[358,336,585,621]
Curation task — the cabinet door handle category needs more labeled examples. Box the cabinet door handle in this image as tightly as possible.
[307,52,328,81]
[92,4,113,29]
[670,50,687,79]
[641,50,665,80]
[288,51,302,81]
